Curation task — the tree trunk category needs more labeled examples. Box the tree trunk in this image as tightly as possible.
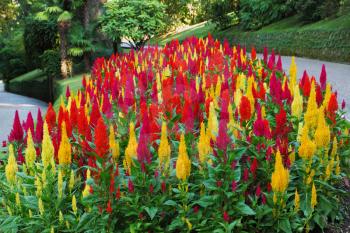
[83,0,91,71]
[59,23,70,79]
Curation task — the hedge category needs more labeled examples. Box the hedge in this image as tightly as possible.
[221,29,350,63]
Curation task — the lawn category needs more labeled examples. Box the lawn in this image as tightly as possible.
[154,13,350,63]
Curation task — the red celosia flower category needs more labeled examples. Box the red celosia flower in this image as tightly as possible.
[8,110,23,142]
[90,99,101,127]
[128,179,134,193]
[35,108,43,143]
[106,200,112,214]
[328,93,338,113]
[239,96,251,122]
[149,184,154,194]
[243,168,249,182]
[250,158,258,177]
[70,100,78,128]
[299,71,311,97]
[109,175,115,194]
[320,64,327,91]
[231,180,237,192]
[342,99,346,110]
[2,141,6,148]
[66,86,71,98]
[251,47,256,60]
[256,185,261,197]
[193,205,199,213]
[223,211,230,222]
[45,103,56,131]
[161,181,166,193]
[116,186,121,199]
[94,117,109,158]
[217,120,230,152]
[23,112,34,137]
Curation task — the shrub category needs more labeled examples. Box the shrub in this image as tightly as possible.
[295,0,341,22]
[239,0,295,30]
[0,36,349,232]
[0,31,27,82]
[208,0,239,30]
[24,18,58,69]
[40,49,61,80]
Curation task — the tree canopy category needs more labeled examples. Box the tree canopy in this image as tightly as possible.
[100,0,166,50]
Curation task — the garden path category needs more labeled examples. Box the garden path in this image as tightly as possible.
[0,81,47,143]
[257,54,350,120]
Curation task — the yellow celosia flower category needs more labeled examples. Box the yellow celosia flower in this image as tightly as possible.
[42,169,47,188]
[41,121,54,169]
[271,150,289,193]
[5,144,18,185]
[294,189,300,211]
[109,125,120,160]
[314,107,330,149]
[69,170,75,192]
[124,122,138,174]
[58,122,71,165]
[207,102,218,141]
[38,197,44,215]
[35,175,42,197]
[325,163,331,180]
[331,137,337,158]
[51,227,54,233]
[198,122,210,164]
[72,195,77,215]
[306,169,315,185]
[304,81,318,128]
[176,134,191,181]
[335,156,341,175]
[289,56,297,96]
[16,192,21,207]
[59,211,64,223]
[25,129,36,170]
[298,124,316,160]
[291,86,303,118]
[7,206,12,216]
[158,121,171,169]
[311,183,317,209]
[82,169,91,198]
[246,76,255,114]
[58,169,63,199]
[322,83,332,108]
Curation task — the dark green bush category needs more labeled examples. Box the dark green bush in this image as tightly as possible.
[208,0,239,30]
[0,32,27,82]
[40,49,61,79]
[239,0,295,30]
[295,0,341,22]
[24,18,58,69]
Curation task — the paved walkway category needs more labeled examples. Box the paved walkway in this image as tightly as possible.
[0,81,47,143]
[277,55,350,119]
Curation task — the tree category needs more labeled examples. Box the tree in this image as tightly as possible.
[0,0,18,32]
[100,0,166,51]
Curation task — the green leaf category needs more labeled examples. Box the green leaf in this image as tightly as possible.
[279,218,292,233]
[163,200,177,206]
[236,202,256,215]
[145,207,158,220]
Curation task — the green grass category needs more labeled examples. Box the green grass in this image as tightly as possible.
[53,73,85,111]
[154,13,350,63]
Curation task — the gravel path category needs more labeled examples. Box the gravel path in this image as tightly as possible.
[0,55,349,142]
[0,81,47,143]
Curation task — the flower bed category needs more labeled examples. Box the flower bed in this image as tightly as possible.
[0,35,349,232]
